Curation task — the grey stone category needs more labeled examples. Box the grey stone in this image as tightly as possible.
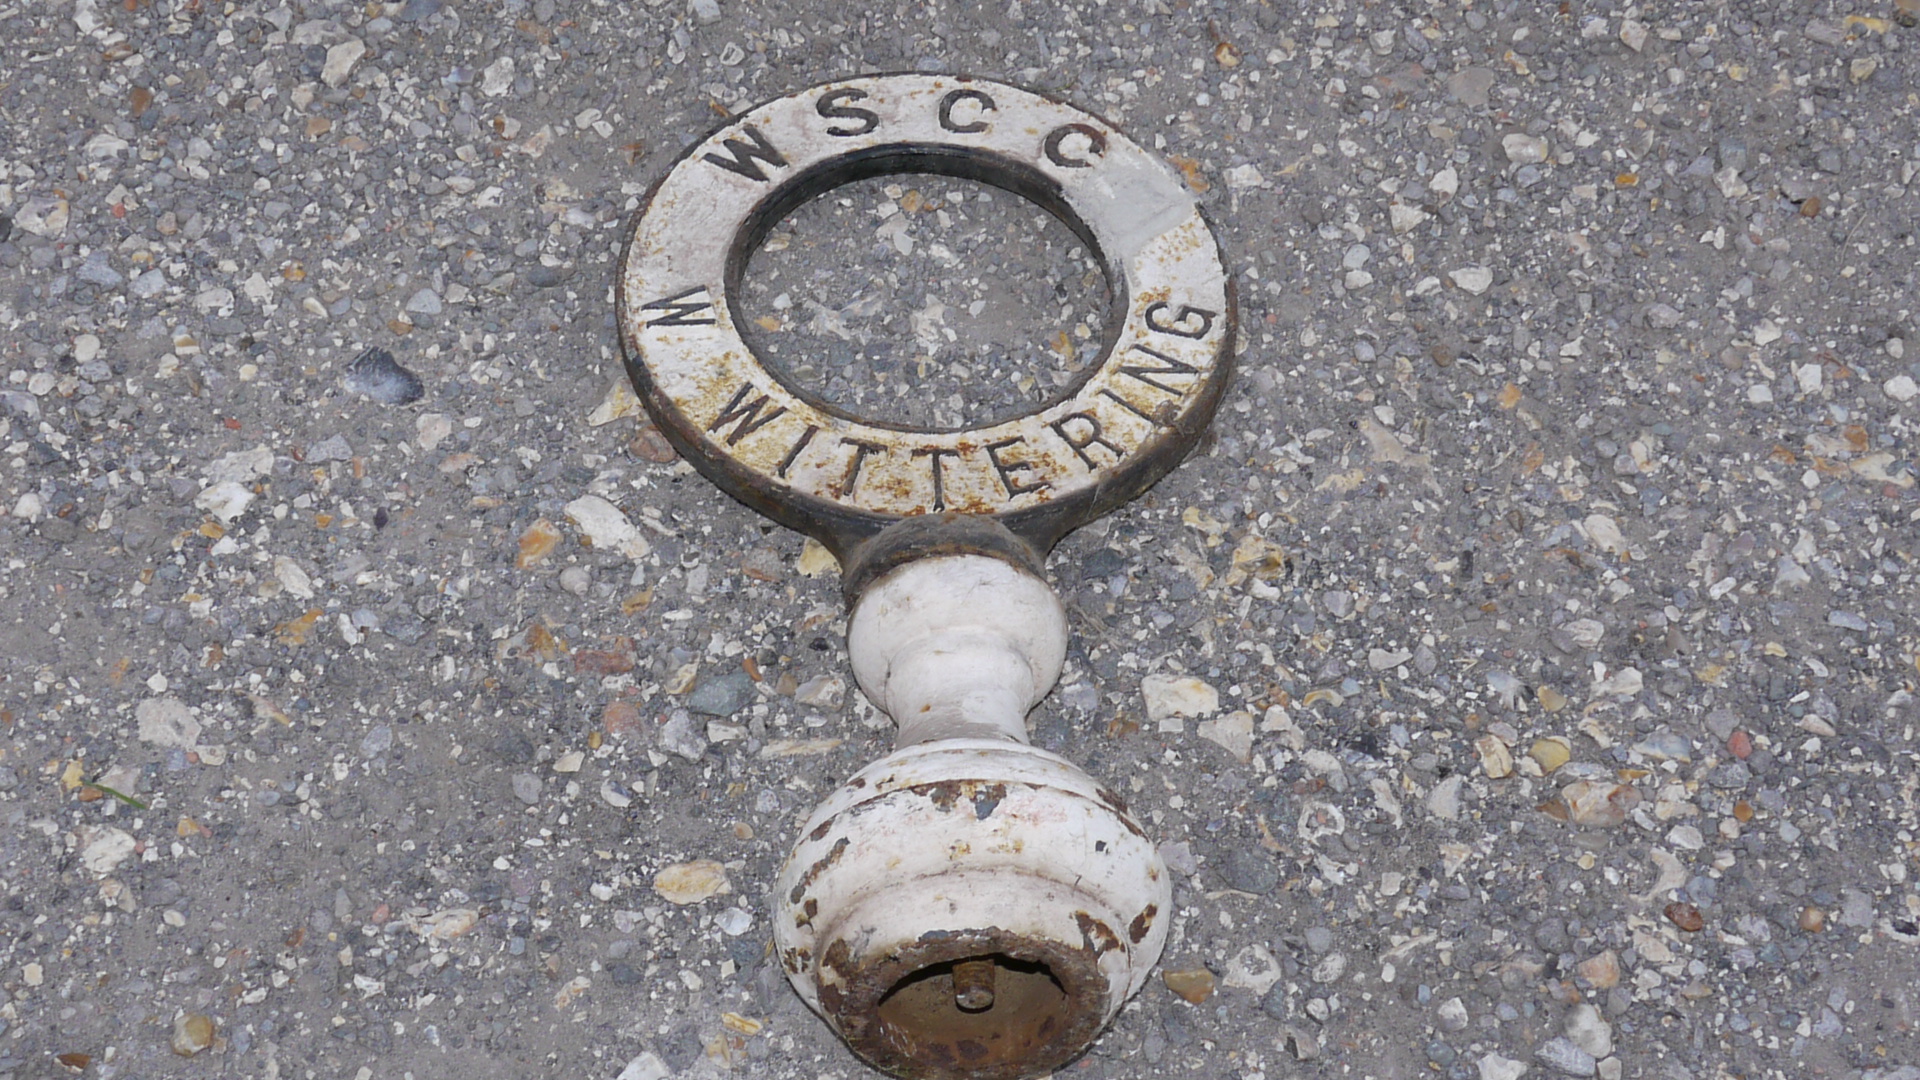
[359,724,393,755]
[1216,846,1280,895]
[405,287,443,315]
[307,434,353,462]
[1157,841,1198,875]
[1446,67,1496,108]
[342,347,425,405]
[1837,888,1874,928]
[511,772,542,805]
[686,670,755,716]
[1259,982,1289,1020]
[1827,610,1869,632]
[658,708,709,761]
[525,264,571,288]
[77,250,122,287]
[1536,1036,1597,1076]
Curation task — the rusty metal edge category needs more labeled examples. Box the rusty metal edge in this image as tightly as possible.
[817,926,1111,1080]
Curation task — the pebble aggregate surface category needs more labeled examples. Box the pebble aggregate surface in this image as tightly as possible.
[1,2,1918,1080]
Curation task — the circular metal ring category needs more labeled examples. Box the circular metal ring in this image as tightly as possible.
[617,74,1234,557]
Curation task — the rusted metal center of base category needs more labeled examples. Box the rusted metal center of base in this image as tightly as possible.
[820,929,1108,1080]
[617,73,1233,558]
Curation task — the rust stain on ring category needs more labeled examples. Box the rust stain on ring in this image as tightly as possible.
[788,835,851,904]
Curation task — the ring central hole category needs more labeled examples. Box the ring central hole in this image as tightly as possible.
[738,174,1112,432]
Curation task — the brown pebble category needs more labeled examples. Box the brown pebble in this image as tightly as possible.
[1799,195,1822,217]
[1574,949,1620,989]
[515,518,561,568]
[573,648,636,676]
[1162,967,1216,1003]
[1732,800,1754,822]
[1562,780,1642,828]
[602,700,646,741]
[740,546,783,583]
[1799,905,1826,933]
[170,1013,216,1056]
[1665,901,1705,932]
[1727,730,1753,760]
[630,423,678,463]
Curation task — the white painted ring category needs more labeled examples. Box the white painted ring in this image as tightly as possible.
[617,74,1232,544]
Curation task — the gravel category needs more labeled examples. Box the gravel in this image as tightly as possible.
[0,4,1915,1080]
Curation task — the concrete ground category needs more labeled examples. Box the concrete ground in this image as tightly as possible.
[1,2,1917,1079]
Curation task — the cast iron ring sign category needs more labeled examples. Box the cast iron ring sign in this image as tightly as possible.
[617,74,1234,555]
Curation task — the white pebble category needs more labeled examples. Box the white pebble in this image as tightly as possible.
[80,826,137,876]
[415,412,453,451]
[195,481,256,523]
[1502,133,1548,165]
[1883,374,1917,402]
[15,195,69,238]
[565,495,651,560]
[481,56,515,97]
[137,697,202,749]
[1196,711,1254,763]
[1310,951,1348,984]
[1224,163,1266,189]
[1141,674,1219,721]
[1450,266,1494,294]
[1425,776,1466,822]
[617,1053,671,1080]
[1479,1052,1529,1080]
[1665,824,1705,850]
[1368,648,1412,671]
[321,38,366,88]
[1583,513,1627,555]
[1566,1002,1614,1058]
